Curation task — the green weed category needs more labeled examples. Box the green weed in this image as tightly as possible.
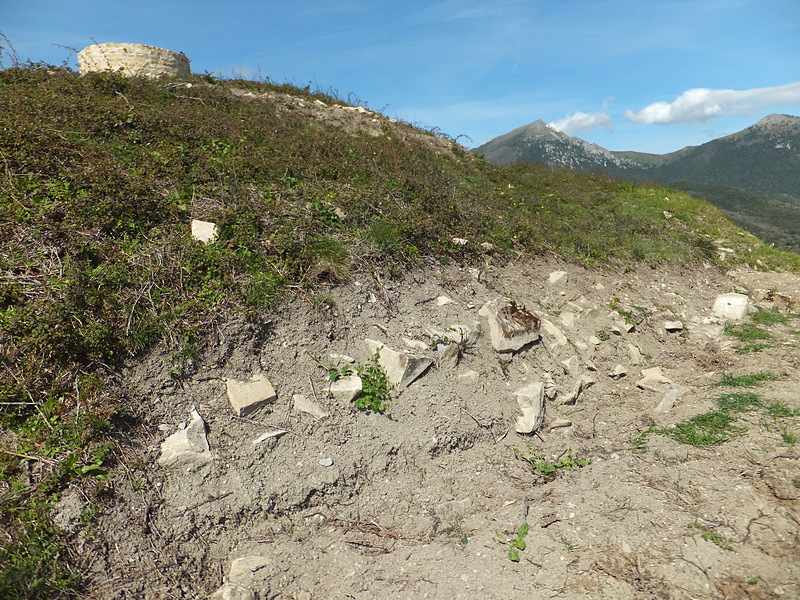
[354,351,392,413]
[688,521,733,551]
[515,447,591,482]
[498,522,529,562]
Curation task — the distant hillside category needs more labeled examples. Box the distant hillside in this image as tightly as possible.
[474,114,800,251]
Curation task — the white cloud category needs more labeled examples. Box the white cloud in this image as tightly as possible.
[625,82,800,124]
[548,111,614,135]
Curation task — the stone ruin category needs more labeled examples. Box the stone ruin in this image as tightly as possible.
[77,43,190,78]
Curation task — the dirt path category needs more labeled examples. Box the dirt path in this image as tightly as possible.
[61,258,800,599]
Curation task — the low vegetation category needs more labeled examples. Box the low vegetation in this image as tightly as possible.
[632,372,799,450]
[1,61,800,597]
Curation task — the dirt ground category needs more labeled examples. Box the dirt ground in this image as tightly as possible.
[56,257,800,599]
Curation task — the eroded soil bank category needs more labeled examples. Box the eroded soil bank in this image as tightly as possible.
[59,259,800,599]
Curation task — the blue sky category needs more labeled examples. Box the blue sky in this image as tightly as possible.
[5,0,800,154]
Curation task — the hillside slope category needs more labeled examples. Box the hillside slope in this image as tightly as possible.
[474,114,800,252]
[1,65,800,599]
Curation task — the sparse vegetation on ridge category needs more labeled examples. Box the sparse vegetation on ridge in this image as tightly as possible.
[1,62,800,597]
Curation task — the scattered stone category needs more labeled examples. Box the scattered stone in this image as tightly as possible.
[541,318,568,349]
[549,418,573,431]
[480,242,494,251]
[514,382,545,434]
[589,336,601,345]
[562,356,579,374]
[609,364,627,379]
[663,320,684,331]
[689,321,725,342]
[574,340,589,352]
[451,237,468,246]
[610,323,631,336]
[328,352,355,363]
[209,582,256,600]
[548,271,568,285]
[478,298,540,353]
[293,394,329,419]
[559,311,577,328]
[365,339,433,387]
[329,374,363,402]
[655,387,683,414]
[226,374,277,417]
[449,321,482,346]
[457,369,480,382]
[438,341,460,369]
[252,429,288,445]
[229,556,273,588]
[157,409,212,467]
[435,295,455,306]
[402,338,430,352]
[636,367,674,393]
[190,219,218,244]
[772,292,793,311]
[561,376,594,405]
[627,344,643,365]
[713,293,750,321]
[318,457,334,467]
[542,372,557,400]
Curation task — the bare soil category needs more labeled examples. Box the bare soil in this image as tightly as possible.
[59,258,800,599]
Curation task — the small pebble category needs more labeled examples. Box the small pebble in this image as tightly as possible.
[318,457,334,467]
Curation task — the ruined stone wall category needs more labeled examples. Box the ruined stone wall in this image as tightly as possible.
[78,43,191,78]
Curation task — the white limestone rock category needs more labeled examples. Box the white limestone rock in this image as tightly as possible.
[191,219,218,244]
[292,394,329,419]
[157,409,212,468]
[329,375,363,402]
[364,339,433,388]
[478,298,540,353]
[541,318,568,349]
[636,367,674,393]
[713,293,750,321]
[226,374,277,417]
[514,382,545,434]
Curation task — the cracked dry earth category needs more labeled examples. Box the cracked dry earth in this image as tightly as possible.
[56,258,800,599]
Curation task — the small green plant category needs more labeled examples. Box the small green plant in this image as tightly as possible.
[354,351,392,413]
[560,536,580,552]
[515,447,591,482]
[500,523,529,562]
[597,331,611,341]
[713,372,779,387]
[780,427,797,445]
[688,521,733,551]
[326,363,353,382]
[630,427,655,453]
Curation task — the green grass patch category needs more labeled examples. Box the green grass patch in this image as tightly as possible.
[749,307,788,326]
[713,372,779,387]
[716,392,763,412]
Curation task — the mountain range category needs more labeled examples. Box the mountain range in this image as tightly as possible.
[473,114,800,251]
